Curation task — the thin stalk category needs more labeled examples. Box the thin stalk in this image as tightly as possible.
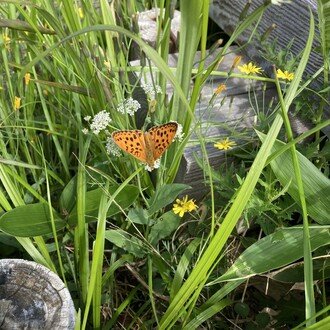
[75,134,92,305]
[159,11,314,328]
[148,256,159,326]
[274,70,315,324]
[81,167,142,329]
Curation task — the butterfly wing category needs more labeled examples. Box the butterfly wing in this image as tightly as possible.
[146,122,178,160]
[112,130,147,163]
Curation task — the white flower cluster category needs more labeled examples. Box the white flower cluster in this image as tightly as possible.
[141,82,162,99]
[145,159,161,172]
[117,97,141,116]
[106,136,121,157]
[89,110,112,135]
[174,123,184,142]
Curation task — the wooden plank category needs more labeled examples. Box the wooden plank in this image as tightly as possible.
[131,46,277,198]
[209,0,322,86]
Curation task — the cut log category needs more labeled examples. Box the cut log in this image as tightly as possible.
[0,259,75,330]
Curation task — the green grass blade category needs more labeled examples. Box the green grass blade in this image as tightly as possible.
[159,11,315,329]
[183,298,232,329]
[259,132,330,224]
[208,226,330,284]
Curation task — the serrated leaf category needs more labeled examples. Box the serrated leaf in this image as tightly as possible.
[104,229,147,257]
[0,203,65,237]
[148,183,191,215]
[148,211,180,245]
[127,208,149,225]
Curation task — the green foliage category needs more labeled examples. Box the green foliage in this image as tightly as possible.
[148,183,191,215]
[209,226,330,284]
[105,229,147,258]
[0,0,328,329]
[260,133,330,225]
[0,203,65,236]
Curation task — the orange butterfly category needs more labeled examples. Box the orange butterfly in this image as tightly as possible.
[112,122,178,170]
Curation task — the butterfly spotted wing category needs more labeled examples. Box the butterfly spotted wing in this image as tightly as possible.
[146,122,178,160]
[112,130,147,163]
[112,122,178,168]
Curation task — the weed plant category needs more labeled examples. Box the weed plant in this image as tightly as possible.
[0,0,329,329]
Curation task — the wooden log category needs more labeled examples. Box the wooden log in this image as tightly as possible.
[131,46,277,198]
[131,7,320,199]
[209,0,322,85]
[0,259,75,329]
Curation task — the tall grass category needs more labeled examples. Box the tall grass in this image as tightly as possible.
[0,1,328,329]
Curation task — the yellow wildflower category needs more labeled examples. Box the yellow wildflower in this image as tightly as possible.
[238,62,262,75]
[14,96,21,110]
[173,195,197,218]
[215,83,226,95]
[24,73,31,85]
[78,7,84,19]
[2,34,10,49]
[276,69,294,81]
[214,138,236,150]
[232,55,242,68]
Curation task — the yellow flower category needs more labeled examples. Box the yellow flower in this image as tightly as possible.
[232,55,242,68]
[214,138,236,150]
[14,96,21,110]
[24,73,31,85]
[238,62,262,75]
[2,34,10,49]
[78,7,84,19]
[214,83,226,95]
[276,69,294,81]
[173,195,197,217]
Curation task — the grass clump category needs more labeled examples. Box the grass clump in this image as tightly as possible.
[0,0,329,329]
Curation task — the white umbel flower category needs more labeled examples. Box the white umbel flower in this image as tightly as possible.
[90,110,112,135]
[117,97,141,116]
[106,136,121,156]
[141,82,162,99]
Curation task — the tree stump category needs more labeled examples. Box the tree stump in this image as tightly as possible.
[0,259,75,330]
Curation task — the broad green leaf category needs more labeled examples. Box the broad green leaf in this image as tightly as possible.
[104,229,146,258]
[0,203,65,237]
[59,176,77,214]
[68,184,139,226]
[209,226,330,284]
[270,257,330,282]
[148,183,191,215]
[259,133,330,224]
[127,207,150,225]
[148,211,181,245]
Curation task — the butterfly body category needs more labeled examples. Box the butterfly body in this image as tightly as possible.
[112,122,178,169]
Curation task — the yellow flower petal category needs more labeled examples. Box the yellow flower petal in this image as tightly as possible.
[276,68,294,81]
[238,62,262,75]
[214,83,226,95]
[24,73,31,86]
[14,96,21,110]
[172,195,197,217]
[214,138,237,150]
